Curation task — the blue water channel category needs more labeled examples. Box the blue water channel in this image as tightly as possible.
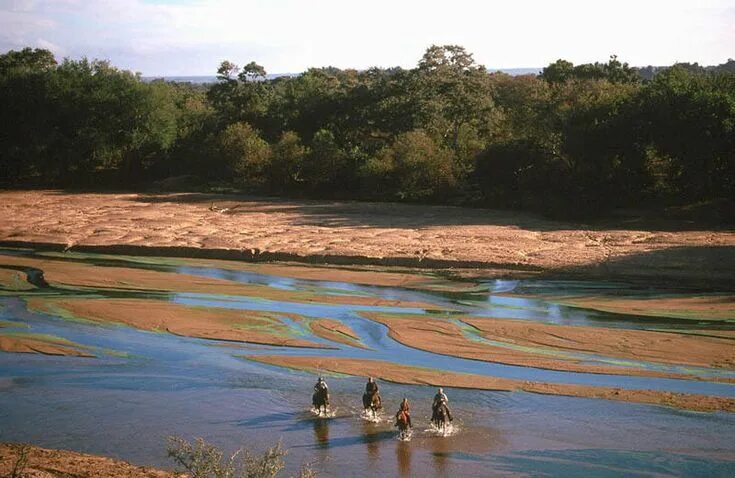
[0,249,734,477]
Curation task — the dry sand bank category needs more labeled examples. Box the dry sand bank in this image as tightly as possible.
[0,254,436,310]
[247,355,735,413]
[1,191,733,286]
[539,295,735,321]
[362,313,735,380]
[462,316,735,369]
[0,268,35,291]
[0,443,174,478]
[0,333,94,357]
[26,297,330,349]
[303,318,367,349]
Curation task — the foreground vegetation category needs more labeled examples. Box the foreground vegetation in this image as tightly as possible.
[1,46,733,217]
[167,436,316,478]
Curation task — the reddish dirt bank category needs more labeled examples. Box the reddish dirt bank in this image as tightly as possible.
[0,443,175,478]
[26,297,330,349]
[0,254,436,310]
[0,334,94,357]
[1,191,733,286]
[247,355,735,413]
[361,313,735,381]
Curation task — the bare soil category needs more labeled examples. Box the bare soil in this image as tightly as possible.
[1,191,733,286]
[0,334,94,357]
[0,443,175,478]
[26,297,330,349]
[362,312,735,379]
[0,254,436,310]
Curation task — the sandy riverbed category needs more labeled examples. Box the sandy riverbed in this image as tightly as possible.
[25,297,334,349]
[0,254,437,310]
[0,333,94,357]
[0,443,174,478]
[1,191,733,285]
[247,355,735,413]
[362,312,735,380]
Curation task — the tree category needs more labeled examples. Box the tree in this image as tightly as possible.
[361,130,456,201]
[540,59,574,84]
[300,129,353,194]
[270,131,307,192]
[218,122,272,187]
[0,47,56,74]
[412,45,495,174]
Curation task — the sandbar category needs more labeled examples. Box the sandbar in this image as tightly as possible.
[26,297,330,349]
[247,355,735,413]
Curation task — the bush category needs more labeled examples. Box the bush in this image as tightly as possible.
[361,130,456,201]
[217,122,272,188]
[167,436,316,478]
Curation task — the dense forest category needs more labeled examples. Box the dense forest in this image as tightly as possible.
[1,45,733,218]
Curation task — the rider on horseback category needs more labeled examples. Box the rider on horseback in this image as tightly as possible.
[365,377,379,396]
[432,388,453,422]
[314,376,329,393]
[397,397,412,428]
[312,376,330,413]
[363,377,382,415]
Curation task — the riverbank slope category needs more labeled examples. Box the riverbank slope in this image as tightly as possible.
[1,190,733,287]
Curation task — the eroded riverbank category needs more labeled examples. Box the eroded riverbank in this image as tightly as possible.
[1,190,734,286]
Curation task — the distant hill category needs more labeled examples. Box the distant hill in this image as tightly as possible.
[637,59,735,80]
[488,67,542,76]
[143,68,543,83]
[142,60,734,84]
[142,73,298,83]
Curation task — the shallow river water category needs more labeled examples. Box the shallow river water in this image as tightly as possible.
[0,249,734,477]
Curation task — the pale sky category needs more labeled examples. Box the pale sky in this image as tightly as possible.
[1,0,734,76]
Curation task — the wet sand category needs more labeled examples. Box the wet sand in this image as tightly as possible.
[248,355,735,413]
[25,297,330,349]
[305,318,367,349]
[0,254,436,309]
[363,313,735,380]
[462,316,735,369]
[177,258,479,292]
[544,295,735,321]
[0,268,35,290]
[0,333,94,357]
[1,190,733,285]
[0,443,174,478]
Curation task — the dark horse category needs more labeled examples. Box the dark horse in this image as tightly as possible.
[312,387,329,415]
[362,390,382,418]
[395,409,412,440]
[431,401,452,431]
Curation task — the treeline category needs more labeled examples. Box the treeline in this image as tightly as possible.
[1,46,733,217]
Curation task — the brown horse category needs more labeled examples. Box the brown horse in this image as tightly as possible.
[395,409,412,440]
[362,391,382,418]
[431,402,451,432]
[312,387,329,415]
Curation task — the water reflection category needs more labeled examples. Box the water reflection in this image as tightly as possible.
[396,440,412,477]
[430,438,450,476]
[360,421,380,462]
[312,418,330,449]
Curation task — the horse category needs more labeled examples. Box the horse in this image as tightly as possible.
[395,409,411,440]
[362,391,382,418]
[431,401,452,432]
[312,386,329,415]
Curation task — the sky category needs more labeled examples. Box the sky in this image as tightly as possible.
[1,0,734,76]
